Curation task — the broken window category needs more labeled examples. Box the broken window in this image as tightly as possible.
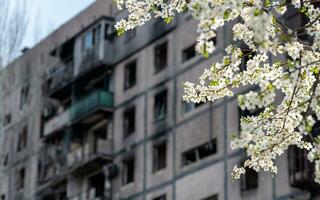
[241,167,258,191]
[20,83,30,109]
[154,41,168,72]
[17,125,28,152]
[182,43,196,62]
[3,113,11,127]
[16,167,25,190]
[153,140,167,172]
[122,156,135,185]
[154,89,167,122]
[182,139,217,166]
[124,60,137,89]
[153,194,166,200]
[123,106,135,137]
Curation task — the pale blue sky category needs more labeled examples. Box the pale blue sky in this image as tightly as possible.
[23,0,95,48]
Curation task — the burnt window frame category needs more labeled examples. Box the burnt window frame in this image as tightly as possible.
[154,41,168,73]
[124,60,137,90]
[123,106,136,138]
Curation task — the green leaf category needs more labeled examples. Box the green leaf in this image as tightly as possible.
[223,10,231,20]
[117,28,125,36]
[266,0,271,7]
[267,83,274,91]
[300,6,307,13]
[209,80,219,86]
[164,17,173,24]
[254,8,261,16]
[306,124,312,133]
[224,57,230,66]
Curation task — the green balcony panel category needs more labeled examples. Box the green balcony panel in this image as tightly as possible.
[70,90,113,122]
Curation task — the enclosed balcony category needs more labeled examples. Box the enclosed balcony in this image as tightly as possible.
[67,139,112,176]
[70,90,113,125]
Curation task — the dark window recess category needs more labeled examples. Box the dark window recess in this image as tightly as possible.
[122,157,135,185]
[153,140,167,172]
[16,168,25,190]
[123,107,135,137]
[124,60,137,89]
[288,119,320,194]
[154,90,167,122]
[182,139,217,166]
[200,194,218,200]
[1,195,5,200]
[20,84,30,109]
[240,50,255,72]
[182,43,196,62]
[239,107,263,132]
[89,173,105,198]
[3,113,11,126]
[183,102,205,113]
[17,126,28,152]
[239,107,263,118]
[241,167,258,191]
[153,194,166,200]
[154,41,168,72]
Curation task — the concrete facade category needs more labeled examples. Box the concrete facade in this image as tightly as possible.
[0,1,318,200]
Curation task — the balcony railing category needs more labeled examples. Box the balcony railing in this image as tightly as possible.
[67,139,112,175]
[70,90,113,122]
[43,110,70,137]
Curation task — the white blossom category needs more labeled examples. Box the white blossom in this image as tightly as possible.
[116,0,320,183]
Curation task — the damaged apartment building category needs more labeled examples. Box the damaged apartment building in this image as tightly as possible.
[0,0,320,200]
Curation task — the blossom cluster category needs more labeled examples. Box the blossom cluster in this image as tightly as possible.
[116,0,320,183]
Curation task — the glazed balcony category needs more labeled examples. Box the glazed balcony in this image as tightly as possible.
[70,90,113,125]
[67,139,112,176]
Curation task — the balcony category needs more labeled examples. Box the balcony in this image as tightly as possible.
[46,59,74,96]
[70,90,113,125]
[43,110,70,137]
[67,139,112,176]
[38,146,68,186]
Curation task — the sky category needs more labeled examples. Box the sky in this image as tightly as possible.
[23,0,95,48]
